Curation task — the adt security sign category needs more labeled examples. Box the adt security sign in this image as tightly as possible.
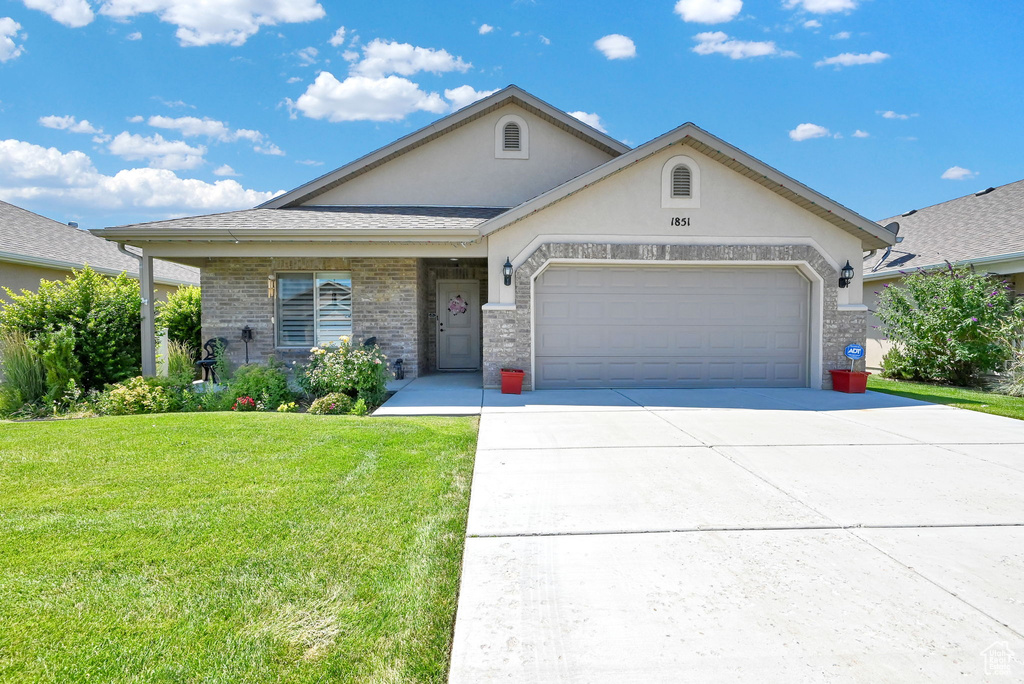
[845,344,865,360]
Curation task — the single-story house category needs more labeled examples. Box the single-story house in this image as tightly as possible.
[92,86,895,390]
[864,179,1024,370]
[0,199,199,302]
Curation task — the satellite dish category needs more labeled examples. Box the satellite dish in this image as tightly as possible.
[883,221,899,236]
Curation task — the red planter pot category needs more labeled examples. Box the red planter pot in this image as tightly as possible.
[500,368,525,394]
[829,369,871,393]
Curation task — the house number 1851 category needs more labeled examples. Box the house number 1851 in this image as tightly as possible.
[670,217,691,227]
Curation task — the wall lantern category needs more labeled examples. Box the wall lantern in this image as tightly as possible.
[838,260,855,289]
[241,325,254,364]
[502,257,514,286]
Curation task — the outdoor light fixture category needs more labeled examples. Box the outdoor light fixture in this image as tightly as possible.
[241,325,254,364]
[838,260,855,289]
[502,257,514,286]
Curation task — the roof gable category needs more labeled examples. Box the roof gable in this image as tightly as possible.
[262,85,630,209]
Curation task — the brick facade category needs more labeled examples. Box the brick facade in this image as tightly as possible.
[201,257,423,378]
[482,242,860,390]
[422,258,488,373]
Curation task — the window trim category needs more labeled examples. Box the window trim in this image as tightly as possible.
[495,113,529,159]
[275,270,353,349]
[661,154,701,208]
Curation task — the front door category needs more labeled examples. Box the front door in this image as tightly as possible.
[437,280,481,370]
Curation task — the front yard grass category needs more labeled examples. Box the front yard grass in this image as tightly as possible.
[867,375,1024,421]
[0,412,478,683]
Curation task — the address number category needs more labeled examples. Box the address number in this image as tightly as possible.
[669,217,691,227]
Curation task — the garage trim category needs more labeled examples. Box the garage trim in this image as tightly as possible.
[529,259,824,389]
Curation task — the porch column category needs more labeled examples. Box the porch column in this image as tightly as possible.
[140,251,157,377]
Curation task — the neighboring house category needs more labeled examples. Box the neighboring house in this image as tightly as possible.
[863,179,1024,370]
[92,86,894,390]
[0,200,199,302]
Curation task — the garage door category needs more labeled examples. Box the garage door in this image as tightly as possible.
[534,265,810,389]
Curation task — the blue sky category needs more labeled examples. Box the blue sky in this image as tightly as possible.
[1,0,1021,230]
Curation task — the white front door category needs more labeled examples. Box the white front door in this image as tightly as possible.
[437,280,481,370]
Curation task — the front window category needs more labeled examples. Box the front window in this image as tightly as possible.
[276,271,352,347]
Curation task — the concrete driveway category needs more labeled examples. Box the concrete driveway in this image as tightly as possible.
[449,388,1024,683]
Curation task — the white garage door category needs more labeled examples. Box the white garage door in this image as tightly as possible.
[534,265,810,389]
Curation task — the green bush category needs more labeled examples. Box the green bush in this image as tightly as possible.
[227,362,293,410]
[308,392,354,415]
[875,265,1023,385]
[231,395,257,411]
[0,267,141,391]
[165,339,197,388]
[0,331,46,416]
[156,285,202,357]
[30,325,82,403]
[298,337,391,406]
[96,376,172,415]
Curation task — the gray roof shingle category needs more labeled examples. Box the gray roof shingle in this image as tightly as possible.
[866,179,1024,277]
[104,205,508,233]
[0,200,199,285]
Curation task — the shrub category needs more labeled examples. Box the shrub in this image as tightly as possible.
[276,401,298,413]
[349,398,369,416]
[156,286,201,357]
[231,395,257,412]
[308,392,354,415]
[165,339,197,388]
[227,362,293,410]
[96,376,172,415]
[875,265,1023,385]
[0,331,46,416]
[0,267,141,390]
[297,337,391,406]
[30,325,82,403]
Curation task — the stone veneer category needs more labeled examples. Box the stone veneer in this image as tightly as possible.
[482,242,865,390]
[201,257,422,377]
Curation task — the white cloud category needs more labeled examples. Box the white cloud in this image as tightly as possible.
[253,141,284,156]
[0,138,96,187]
[328,25,346,47]
[789,123,830,141]
[39,115,102,134]
[674,0,743,24]
[831,31,851,39]
[444,85,498,111]
[296,46,318,65]
[478,23,494,35]
[784,0,858,13]
[21,0,93,27]
[127,31,142,40]
[878,109,917,120]
[148,115,231,139]
[290,73,447,122]
[568,111,608,133]
[0,17,25,62]
[594,34,636,60]
[802,19,821,28]
[97,0,325,47]
[287,76,302,83]
[127,115,144,123]
[352,39,471,78]
[296,159,324,166]
[213,164,238,177]
[108,132,207,170]
[941,166,977,181]
[815,50,889,67]
[852,129,870,138]
[693,31,780,59]
[539,34,550,45]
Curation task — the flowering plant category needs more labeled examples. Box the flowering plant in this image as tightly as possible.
[297,336,391,406]
[231,395,257,411]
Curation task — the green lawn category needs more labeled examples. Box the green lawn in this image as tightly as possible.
[867,375,1024,421]
[0,413,478,683]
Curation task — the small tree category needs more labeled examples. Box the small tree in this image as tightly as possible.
[156,285,202,357]
[875,264,1023,385]
[0,266,141,391]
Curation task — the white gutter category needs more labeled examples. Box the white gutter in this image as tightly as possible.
[0,249,198,287]
[864,249,1024,282]
[90,228,483,242]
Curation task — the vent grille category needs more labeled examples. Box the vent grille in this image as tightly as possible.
[671,165,691,198]
[503,123,521,151]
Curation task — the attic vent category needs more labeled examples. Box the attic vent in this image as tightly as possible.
[901,209,917,217]
[503,123,521,151]
[671,165,692,198]
[976,187,996,196]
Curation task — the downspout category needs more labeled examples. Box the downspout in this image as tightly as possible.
[116,243,157,376]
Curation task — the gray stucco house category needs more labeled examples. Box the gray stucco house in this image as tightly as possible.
[93,86,895,390]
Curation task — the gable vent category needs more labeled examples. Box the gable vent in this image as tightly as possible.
[503,122,521,151]
[671,165,692,198]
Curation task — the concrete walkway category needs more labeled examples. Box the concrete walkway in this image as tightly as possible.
[374,372,483,416]
[449,388,1024,683]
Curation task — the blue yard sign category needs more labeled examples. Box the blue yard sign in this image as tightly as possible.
[845,344,865,360]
